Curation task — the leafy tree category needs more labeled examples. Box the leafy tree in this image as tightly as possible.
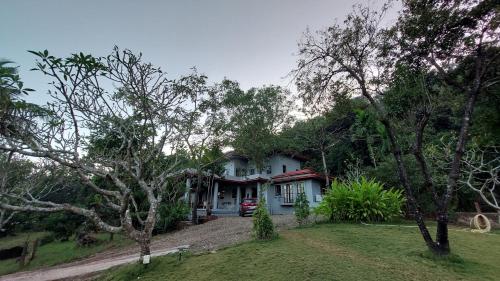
[173,73,231,224]
[293,1,499,255]
[224,84,293,169]
[351,108,390,168]
[280,109,351,186]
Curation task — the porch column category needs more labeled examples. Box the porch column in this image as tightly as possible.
[213,182,219,210]
[184,178,191,202]
[236,186,241,205]
[257,182,262,199]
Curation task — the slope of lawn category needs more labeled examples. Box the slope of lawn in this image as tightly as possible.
[0,233,131,276]
[101,223,500,281]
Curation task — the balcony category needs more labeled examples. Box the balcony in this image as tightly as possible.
[224,173,271,182]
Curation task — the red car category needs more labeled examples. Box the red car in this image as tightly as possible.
[239,198,258,217]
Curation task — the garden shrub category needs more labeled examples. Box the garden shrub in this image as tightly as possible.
[294,191,310,225]
[315,177,405,222]
[253,197,275,240]
[155,201,190,234]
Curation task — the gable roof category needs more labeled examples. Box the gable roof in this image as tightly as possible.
[271,168,326,183]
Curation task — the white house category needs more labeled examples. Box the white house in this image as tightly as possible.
[186,151,327,215]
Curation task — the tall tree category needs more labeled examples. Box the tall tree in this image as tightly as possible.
[224,84,293,169]
[0,48,189,261]
[173,73,230,224]
[293,1,499,255]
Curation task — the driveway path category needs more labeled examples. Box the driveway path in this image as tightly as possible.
[0,246,187,281]
[0,215,296,281]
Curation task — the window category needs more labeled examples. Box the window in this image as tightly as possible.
[236,168,247,177]
[284,184,294,203]
[231,188,237,198]
[250,168,255,175]
[275,185,281,196]
[282,165,287,173]
[297,182,305,194]
[266,166,272,174]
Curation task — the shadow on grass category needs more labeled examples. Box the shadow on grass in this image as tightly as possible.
[408,250,482,275]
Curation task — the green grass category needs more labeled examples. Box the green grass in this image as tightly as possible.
[0,232,50,250]
[101,223,500,281]
[0,233,132,276]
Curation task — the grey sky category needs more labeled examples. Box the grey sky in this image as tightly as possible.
[1,0,399,103]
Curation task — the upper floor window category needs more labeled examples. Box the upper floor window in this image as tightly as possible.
[282,165,287,173]
[266,166,272,174]
[250,168,255,175]
[236,168,247,177]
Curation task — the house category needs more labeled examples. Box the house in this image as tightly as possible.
[186,151,327,215]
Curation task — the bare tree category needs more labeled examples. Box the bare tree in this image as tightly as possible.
[461,146,500,223]
[293,1,498,255]
[0,152,19,231]
[0,48,190,261]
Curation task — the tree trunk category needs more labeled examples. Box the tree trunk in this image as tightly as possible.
[321,150,330,187]
[434,213,450,255]
[191,168,202,225]
[139,240,151,263]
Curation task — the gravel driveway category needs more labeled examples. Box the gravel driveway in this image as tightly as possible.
[150,215,297,252]
[0,215,297,281]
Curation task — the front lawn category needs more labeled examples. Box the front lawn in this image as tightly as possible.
[101,223,500,281]
[0,232,131,276]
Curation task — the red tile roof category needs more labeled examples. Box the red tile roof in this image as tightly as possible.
[271,169,326,183]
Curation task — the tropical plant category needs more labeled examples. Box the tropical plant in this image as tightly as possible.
[155,201,190,234]
[315,177,405,222]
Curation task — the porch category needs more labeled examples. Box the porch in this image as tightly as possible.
[184,177,269,216]
[212,183,260,213]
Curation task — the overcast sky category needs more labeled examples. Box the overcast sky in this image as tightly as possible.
[1,0,400,104]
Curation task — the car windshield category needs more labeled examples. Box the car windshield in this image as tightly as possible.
[243,199,256,203]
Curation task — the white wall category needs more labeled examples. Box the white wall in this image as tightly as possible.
[217,185,238,210]
[223,161,235,176]
[269,155,301,177]
[267,179,323,214]
[223,154,301,177]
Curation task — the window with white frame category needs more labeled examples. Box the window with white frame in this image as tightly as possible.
[297,182,305,194]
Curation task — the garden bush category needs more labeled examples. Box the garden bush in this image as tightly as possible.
[155,201,190,234]
[315,177,405,222]
[294,191,310,225]
[253,197,275,240]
